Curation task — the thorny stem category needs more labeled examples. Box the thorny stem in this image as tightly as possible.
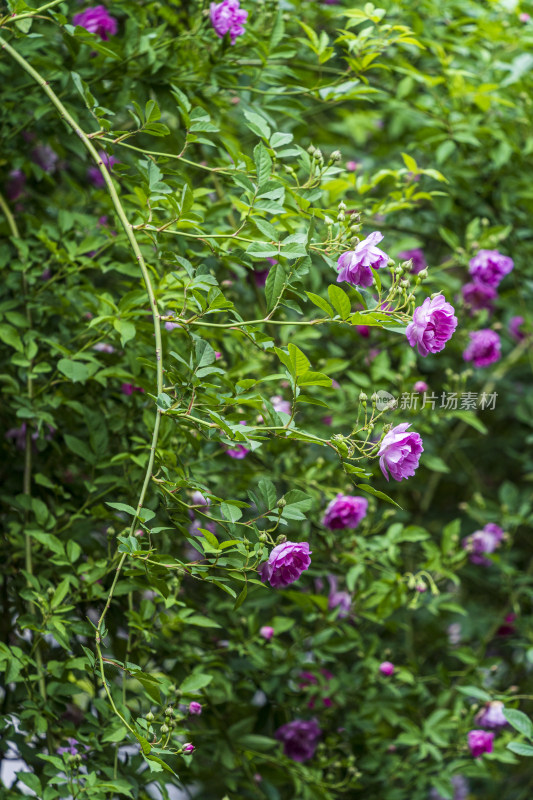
[0,35,164,742]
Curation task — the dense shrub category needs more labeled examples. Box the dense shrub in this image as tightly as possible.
[1,1,532,799]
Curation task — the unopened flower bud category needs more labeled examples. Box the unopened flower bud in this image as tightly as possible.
[359,392,367,402]
[259,532,268,543]
[145,711,154,722]
[276,534,287,544]
[330,150,342,163]
[165,706,173,717]
[160,724,169,734]
[417,269,428,280]
[182,743,195,754]
[277,498,286,508]
[324,215,334,226]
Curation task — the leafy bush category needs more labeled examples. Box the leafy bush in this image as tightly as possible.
[1,1,532,799]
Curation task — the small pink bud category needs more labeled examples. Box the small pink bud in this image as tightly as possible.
[346,160,360,172]
[413,381,429,393]
[215,351,222,360]
[188,702,202,715]
[259,626,274,641]
[182,743,195,754]
[379,661,395,676]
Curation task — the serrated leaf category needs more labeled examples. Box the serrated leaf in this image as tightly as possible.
[507,742,533,757]
[288,343,310,376]
[220,502,243,523]
[254,142,272,186]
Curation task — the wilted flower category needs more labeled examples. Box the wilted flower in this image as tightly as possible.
[463,329,501,368]
[467,729,494,758]
[322,494,368,530]
[509,315,525,342]
[398,248,426,275]
[72,5,118,40]
[188,702,202,715]
[475,701,507,729]
[462,523,504,566]
[429,775,469,800]
[406,295,457,356]
[210,0,248,44]
[336,231,388,287]
[379,661,395,676]
[88,150,119,187]
[378,423,423,482]
[462,280,497,313]
[275,718,321,762]
[259,625,274,640]
[469,249,514,288]
[259,541,311,588]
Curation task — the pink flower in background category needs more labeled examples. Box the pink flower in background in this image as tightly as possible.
[191,491,210,506]
[462,281,497,312]
[189,702,202,715]
[520,12,531,22]
[346,160,360,171]
[468,249,513,288]
[429,776,469,800]
[165,320,181,331]
[336,231,388,287]
[225,443,250,459]
[462,523,504,566]
[379,661,395,676]
[189,518,216,537]
[496,613,516,637]
[215,351,222,359]
[92,342,115,353]
[327,575,351,618]
[72,5,118,40]
[121,383,144,395]
[413,381,428,393]
[6,169,26,201]
[275,718,321,762]
[254,258,276,288]
[210,0,248,44]
[378,423,423,482]
[32,144,59,173]
[270,395,291,414]
[259,541,311,588]
[299,669,334,709]
[355,325,370,337]
[88,150,119,187]
[398,248,426,274]
[406,295,457,356]
[467,729,494,758]
[509,315,525,341]
[463,329,501,368]
[321,415,333,426]
[322,494,368,530]
[475,701,507,729]
[260,625,274,640]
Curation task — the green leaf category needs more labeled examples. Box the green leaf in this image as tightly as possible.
[258,479,277,509]
[220,502,243,523]
[507,742,533,757]
[17,773,42,795]
[504,709,533,739]
[401,152,418,173]
[305,291,333,317]
[57,358,91,383]
[265,262,287,310]
[457,686,492,702]
[328,285,351,319]
[238,734,277,751]
[50,578,70,609]
[297,371,332,387]
[180,673,213,694]
[244,110,271,140]
[64,434,96,464]
[233,584,248,610]
[0,323,23,352]
[288,343,310,377]
[107,501,137,516]
[356,484,402,509]
[254,142,272,186]
[102,725,129,743]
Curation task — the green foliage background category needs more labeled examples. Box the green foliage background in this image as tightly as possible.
[1,0,533,798]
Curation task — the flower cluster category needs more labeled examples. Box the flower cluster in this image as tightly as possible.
[210,0,248,45]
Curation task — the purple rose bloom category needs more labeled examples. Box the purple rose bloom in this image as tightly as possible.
[189,701,202,715]
[275,718,321,762]
[467,729,494,758]
[259,541,311,588]
[429,775,469,800]
[469,249,513,288]
[210,0,248,45]
[31,144,59,173]
[509,315,525,342]
[398,248,426,275]
[463,329,501,368]
[462,523,504,566]
[378,423,423,482]
[475,701,507,729]
[379,661,395,676]
[406,295,458,356]
[336,231,388,287]
[327,575,351,618]
[322,494,368,530]
[72,5,118,40]
[225,443,250,459]
[88,150,119,187]
[260,625,274,640]
[6,169,26,201]
[462,281,497,313]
